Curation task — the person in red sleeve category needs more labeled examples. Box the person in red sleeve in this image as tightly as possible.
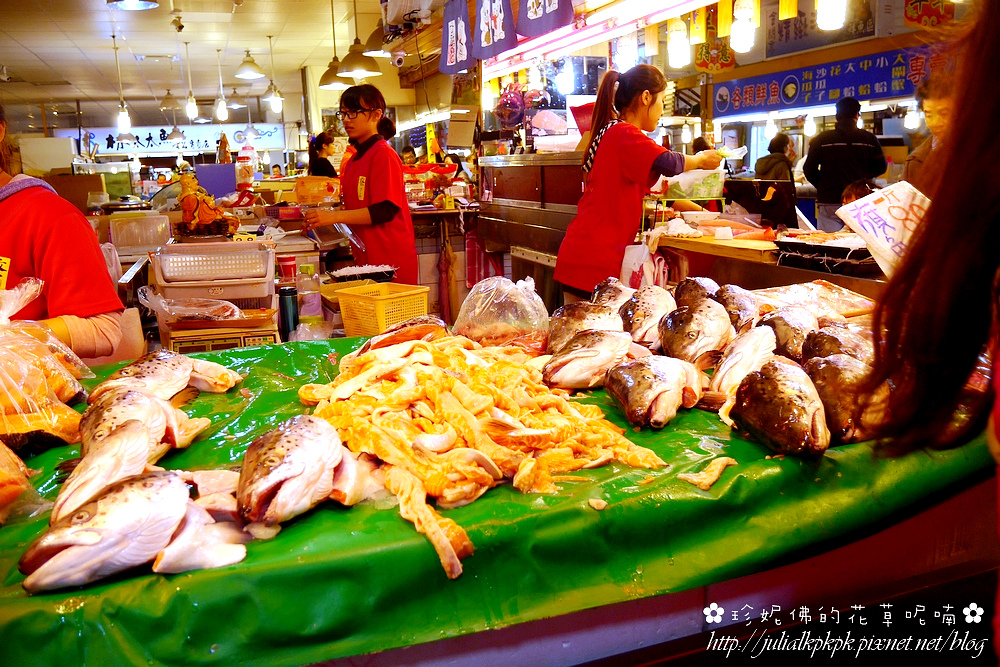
[0,102,123,358]
[553,64,721,301]
[303,85,418,285]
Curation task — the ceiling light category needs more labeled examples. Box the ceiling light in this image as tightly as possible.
[111,34,133,135]
[667,19,691,70]
[167,125,186,142]
[817,0,847,31]
[903,106,920,130]
[729,18,755,53]
[320,0,350,90]
[215,50,229,121]
[243,103,260,141]
[160,89,182,111]
[184,42,198,119]
[339,0,382,78]
[681,123,693,144]
[106,0,159,10]
[194,116,211,124]
[234,50,266,80]
[363,20,390,58]
[804,115,817,136]
[227,89,247,109]
[764,115,778,139]
[856,116,865,129]
[264,36,284,113]
[554,62,573,95]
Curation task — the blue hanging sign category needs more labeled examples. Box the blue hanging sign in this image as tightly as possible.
[471,0,517,60]
[713,44,949,118]
[515,0,574,38]
[439,0,474,75]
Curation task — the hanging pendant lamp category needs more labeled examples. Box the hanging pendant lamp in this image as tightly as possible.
[183,41,198,119]
[244,104,261,140]
[262,36,284,113]
[363,19,390,58]
[228,88,247,110]
[215,50,229,121]
[160,89,182,111]
[111,33,132,134]
[319,0,350,90]
[338,0,382,78]
[234,50,267,80]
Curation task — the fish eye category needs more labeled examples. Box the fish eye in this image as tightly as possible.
[686,331,699,340]
[264,456,281,467]
[72,510,92,524]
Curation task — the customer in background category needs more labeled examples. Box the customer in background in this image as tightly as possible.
[271,164,283,178]
[852,1,998,646]
[901,74,954,194]
[308,131,338,178]
[302,84,418,285]
[803,96,887,231]
[553,64,721,301]
[0,102,123,358]
[754,133,796,181]
[841,179,879,205]
[445,153,473,182]
[691,136,711,153]
[401,145,417,166]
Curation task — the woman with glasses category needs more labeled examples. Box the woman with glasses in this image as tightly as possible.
[304,85,418,285]
[308,131,338,177]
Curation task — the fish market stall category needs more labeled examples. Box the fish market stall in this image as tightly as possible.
[0,336,992,666]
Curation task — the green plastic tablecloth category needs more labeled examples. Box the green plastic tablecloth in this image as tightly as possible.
[0,340,991,666]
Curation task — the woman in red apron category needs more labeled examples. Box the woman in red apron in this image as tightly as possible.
[304,85,418,285]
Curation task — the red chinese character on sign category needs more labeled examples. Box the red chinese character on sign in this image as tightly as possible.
[731,86,743,110]
[743,85,755,105]
[768,81,780,104]
[908,54,927,84]
[755,83,767,105]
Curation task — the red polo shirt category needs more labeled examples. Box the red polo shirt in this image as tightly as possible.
[342,137,419,285]
[553,122,668,293]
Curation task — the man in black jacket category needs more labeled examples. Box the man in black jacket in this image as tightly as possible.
[803,97,887,231]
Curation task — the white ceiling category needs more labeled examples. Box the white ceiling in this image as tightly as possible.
[0,0,389,133]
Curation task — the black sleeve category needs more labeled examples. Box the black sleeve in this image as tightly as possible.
[308,159,338,178]
[368,200,400,225]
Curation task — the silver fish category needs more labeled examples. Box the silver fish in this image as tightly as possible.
[673,277,721,308]
[728,358,831,457]
[619,285,677,350]
[591,277,636,311]
[542,329,632,389]
[659,298,735,366]
[801,326,875,366]
[89,349,241,403]
[713,284,760,334]
[19,471,190,593]
[546,302,623,354]
[237,415,344,526]
[759,307,819,362]
[605,356,703,428]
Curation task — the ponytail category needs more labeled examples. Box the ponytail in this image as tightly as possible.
[378,116,396,141]
[582,64,667,166]
[0,101,10,174]
[583,70,620,162]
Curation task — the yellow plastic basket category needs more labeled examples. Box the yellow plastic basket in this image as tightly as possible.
[337,283,430,337]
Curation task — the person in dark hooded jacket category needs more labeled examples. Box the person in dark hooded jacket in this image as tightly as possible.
[754,133,795,181]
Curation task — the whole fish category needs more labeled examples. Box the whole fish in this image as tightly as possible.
[89,349,242,403]
[20,471,190,593]
[619,285,677,350]
[542,330,632,389]
[713,284,760,334]
[801,326,875,366]
[237,415,345,526]
[805,354,884,444]
[605,356,703,428]
[727,358,831,457]
[591,277,636,311]
[659,298,735,367]
[546,302,623,354]
[673,277,721,308]
[709,326,777,397]
[759,307,819,363]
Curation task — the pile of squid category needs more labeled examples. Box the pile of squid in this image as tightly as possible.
[538,277,900,458]
[296,317,666,579]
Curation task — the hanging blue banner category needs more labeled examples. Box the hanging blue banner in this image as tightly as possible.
[471,0,517,60]
[713,44,950,118]
[439,0,474,74]
[515,0,574,38]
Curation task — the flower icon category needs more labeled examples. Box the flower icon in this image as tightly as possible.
[964,603,984,624]
[704,602,725,624]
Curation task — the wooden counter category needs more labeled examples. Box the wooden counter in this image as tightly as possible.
[656,236,779,264]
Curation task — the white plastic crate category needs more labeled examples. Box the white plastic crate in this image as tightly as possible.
[110,214,171,256]
[151,242,275,307]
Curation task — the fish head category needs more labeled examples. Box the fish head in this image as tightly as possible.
[543,330,631,389]
[605,356,698,428]
[547,303,623,354]
[80,387,171,452]
[20,472,189,593]
[237,416,342,525]
[759,307,819,362]
[709,326,777,395]
[673,277,720,308]
[659,299,734,365]
[713,285,760,333]
[90,350,194,402]
[591,277,636,310]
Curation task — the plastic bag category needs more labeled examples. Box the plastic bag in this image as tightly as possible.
[289,321,335,342]
[453,277,549,349]
[138,286,245,322]
[665,168,726,199]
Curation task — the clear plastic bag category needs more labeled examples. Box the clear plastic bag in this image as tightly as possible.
[289,320,335,342]
[138,286,245,322]
[453,277,549,350]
